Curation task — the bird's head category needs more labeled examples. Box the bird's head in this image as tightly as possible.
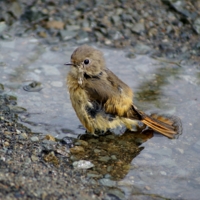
[66,45,106,78]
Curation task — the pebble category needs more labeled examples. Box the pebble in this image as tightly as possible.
[24,157,32,165]
[160,171,167,176]
[70,146,85,154]
[31,155,39,162]
[110,155,117,160]
[42,140,56,151]
[60,30,77,41]
[106,189,125,200]
[93,149,101,154]
[19,132,28,140]
[99,178,116,187]
[87,173,102,178]
[98,156,111,162]
[131,21,145,34]
[74,140,88,147]
[73,160,94,169]
[0,21,7,33]
[23,81,43,92]
[193,18,200,34]
[30,136,39,142]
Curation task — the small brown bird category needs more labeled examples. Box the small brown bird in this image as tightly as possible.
[66,45,182,139]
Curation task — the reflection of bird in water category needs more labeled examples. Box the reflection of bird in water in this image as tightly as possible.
[66,45,182,139]
[70,130,153,180]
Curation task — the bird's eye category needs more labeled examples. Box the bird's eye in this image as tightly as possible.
[84,59,89,65]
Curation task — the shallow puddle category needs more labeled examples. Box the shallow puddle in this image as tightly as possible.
[0,36,200,199]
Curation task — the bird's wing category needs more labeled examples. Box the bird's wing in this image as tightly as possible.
[83,69,141,119]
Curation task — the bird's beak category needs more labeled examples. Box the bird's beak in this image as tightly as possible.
[64,63,76,67]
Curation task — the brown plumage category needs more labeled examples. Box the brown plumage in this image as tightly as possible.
[66,45,182,139]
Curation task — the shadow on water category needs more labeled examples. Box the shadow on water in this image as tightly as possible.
[69,130,153,180]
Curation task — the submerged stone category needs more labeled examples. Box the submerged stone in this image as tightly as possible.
[23,81,43,92]
[73,160,94,169]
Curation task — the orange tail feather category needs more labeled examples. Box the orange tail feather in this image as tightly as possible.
[141,113,182,139]
[131,105,182,139]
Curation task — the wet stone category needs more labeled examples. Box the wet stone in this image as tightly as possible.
[23,81,43,92]
[87,173,102,178]
[76,30,89,44]
[98,156,111,162]
[61,137,75,148]
[31,155,39,162]
[70,146,85,154]
[99,178,116,187]
[0,21,7,33]
[43,151,59,166]
[74,140,88,147]
[66,25,80,31]
[42,140,56,151]
[0,62,6,67]
[18,132,28,140]
[131,22,145,34]
[9,106,27,114]
[45,134,56,141]
[60,30,77,41]
[111,16,120,25]
[1,33,13,41]
[24,157,32,165]
[111,155,117,160]
[133,43,152,54]
[192,17,200,34]
[126,52,136,59]
[106,189,125,200]
[94,149,101,154]
[30,136,39,142]
[73,160,94,169]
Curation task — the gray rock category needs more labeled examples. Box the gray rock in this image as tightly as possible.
[73,160,94,169]
[93,149,101,153]
[31,155,39,162]
[133,43,151,54]
[87,173,101,178]
[24,157,32,165]
[131,22,145,34]
[19,133,28,140]
[99,178,116,187]
[111,16,120,25]
[76,30,89,44]
[23,81,43,92]
[98,156,111,162]
[193,18,200,34]
[66,25,80,31]
[111,155,117,160]
[60,30,77,41]
[42,140,56,151]
[30,136,39,142]
[0,21,7,33]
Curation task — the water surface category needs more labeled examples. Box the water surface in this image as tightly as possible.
[0,37,200,199]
